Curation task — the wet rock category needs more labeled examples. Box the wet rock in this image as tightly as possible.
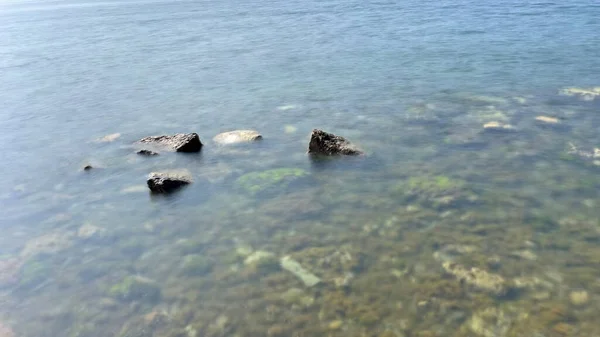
[235,168,307,195]
[535,116,560,124]
[560,87,600,101]
[569,290,589,306]
[83,165,93,171]
[0,257,23,288]
[308,129,363,156]
[138,133,203,152]
[20,231,74,258]
[213,130,262,145]
[442,261,507,296]
[98,133,121,142]
[136,149,159,156]
[108,275,161,302]
[147,170,192,193]
[483,121,515,132]
[280,256,321,287]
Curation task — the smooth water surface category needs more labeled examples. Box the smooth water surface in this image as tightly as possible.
[1,0,600,336]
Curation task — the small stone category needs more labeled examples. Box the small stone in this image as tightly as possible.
[136,149,159,156]
[147,170,192,193]
[535,116,560,124]
[213,130,262,145]
[483,121,515,132]
[569,290,589,306]
[83,165,93,171]
[308,129,363,156]
[98,133,121,142]
[328,320,343,331]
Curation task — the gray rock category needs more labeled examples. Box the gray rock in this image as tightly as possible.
[147,170,192,193]
[308,129,363,156]
[136,149,159,156]
[213,130,262,145]
[138,133,203,152]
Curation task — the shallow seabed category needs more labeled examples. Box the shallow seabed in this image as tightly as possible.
[1,0,600,336]
[1,90,600,337]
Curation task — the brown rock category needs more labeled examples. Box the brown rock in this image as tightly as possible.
[308,129,363,156]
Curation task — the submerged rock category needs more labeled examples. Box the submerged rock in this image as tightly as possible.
[77,223,106,240]
[560,87,600,101]
[569,290,589,306]
[138,133,203,152]
[98,133,121,143]
[442,261,507,296]
[147,170,192,193]
[108,275,161,302]
[466,307,512,337]
[136,149,159,156]
[535,116,560,124]
[20,231,74,258]
[280,256,321,287]
[307,129,363,156]
[213,130,262,145]
[235,168,307,195]
[483,121,515,132]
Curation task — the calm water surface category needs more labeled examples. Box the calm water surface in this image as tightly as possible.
[1,0,600,336]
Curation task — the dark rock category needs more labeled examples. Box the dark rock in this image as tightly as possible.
[308,129,363,156]
[83,165,93,171]
[137,150,159,156]
[147,171,192,193]
[138,133,203,153]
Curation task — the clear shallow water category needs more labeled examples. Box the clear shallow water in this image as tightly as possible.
[1,0,600,336]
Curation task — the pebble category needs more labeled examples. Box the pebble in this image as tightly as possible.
[535,116,560,124]
[328,320,343,330]
[569,290,589,306]
[483,121,515,132]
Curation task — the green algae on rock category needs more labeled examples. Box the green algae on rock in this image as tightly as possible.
[181,255,214,276]
[108,276,161,302]
[235,168,308,195]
